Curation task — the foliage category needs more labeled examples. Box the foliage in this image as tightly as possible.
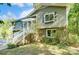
[57,43,68,49]
[31,19,41,42]
[41,37,59,45]
[57,33,79,47]
[0,19,13,39]
[0,20,4,24]
[68,34,79,46]
[13,30,20,33]
[67,3,79,46]
[0,3,12,12]
[7,43,17,49]
[0,3,11,7]
[34,3,43,9]
[68,3,79,35]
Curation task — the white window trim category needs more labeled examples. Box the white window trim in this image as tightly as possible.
[44,12,56,23]
[46,29,56,38]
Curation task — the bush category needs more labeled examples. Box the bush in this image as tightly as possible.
[13,30,20,33]
[68,34,79,46]
[58,33,79,47]
[57,43,68,49]
[41,33,79,47]
[7,43,17,49]
[41,37,59,45]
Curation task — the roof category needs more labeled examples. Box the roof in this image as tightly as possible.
[34,3,69,7]
[26,3,69,18]
[17,8,37,21]
[22,18,35,21]
[20,7,47,19]
[18,3,70,21]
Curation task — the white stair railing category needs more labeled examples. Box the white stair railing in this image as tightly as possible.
[12,30,32,44]
[12,31,24,43]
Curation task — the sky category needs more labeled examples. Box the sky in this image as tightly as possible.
[0,3,33,20]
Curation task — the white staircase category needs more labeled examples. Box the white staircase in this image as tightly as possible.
[0,44,7,50]
[12,30,33,44]
[0,31,30,50]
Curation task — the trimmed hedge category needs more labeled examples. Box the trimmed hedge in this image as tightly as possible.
[7,43,18,49]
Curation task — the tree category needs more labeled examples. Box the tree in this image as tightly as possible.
[0,3,11,7]
[68,3,79,35]
[0,19,13,40]
[0,3,11,12]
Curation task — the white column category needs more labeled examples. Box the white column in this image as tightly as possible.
[27,21,29,33]
[22,21,25,44]
[66,6,70,26]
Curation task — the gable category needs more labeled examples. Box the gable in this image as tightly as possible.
[27,6,66,18]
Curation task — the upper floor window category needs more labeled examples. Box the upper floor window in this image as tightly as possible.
[44,12,57,23]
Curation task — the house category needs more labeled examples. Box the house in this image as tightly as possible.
[0,3,70,45]
[21,3,70,42]
[0,3,70,50]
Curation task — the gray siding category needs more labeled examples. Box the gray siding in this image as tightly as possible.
[36,6,67,28]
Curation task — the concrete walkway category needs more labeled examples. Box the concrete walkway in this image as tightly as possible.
[0,44,7,50]
[0,39,8,50]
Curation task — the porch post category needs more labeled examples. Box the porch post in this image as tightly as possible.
[22,21,25,45]
[12,22,15,43]
[27,21,29,33]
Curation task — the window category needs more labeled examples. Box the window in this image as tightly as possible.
[46,29,56,38]
[44,12,57,23]
[47,30,52,37]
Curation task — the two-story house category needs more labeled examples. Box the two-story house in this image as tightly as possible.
[21,3,70,42]
[0,3,70,50]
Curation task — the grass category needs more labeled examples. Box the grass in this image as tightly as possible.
[0,43,79,55]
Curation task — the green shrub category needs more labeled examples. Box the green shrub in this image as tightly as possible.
[57,43,68,49]
[58,33,79,46]
[7,43,17,49]
[41,33,79,47]
[68,34,79,46]
[13,30,20,33]
[41,37,59,45]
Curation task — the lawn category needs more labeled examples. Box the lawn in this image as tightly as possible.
[0,43,79,55]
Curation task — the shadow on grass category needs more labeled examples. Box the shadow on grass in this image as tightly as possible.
[0,43,79,55]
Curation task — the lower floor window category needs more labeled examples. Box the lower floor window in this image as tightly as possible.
[46,29,56,38]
